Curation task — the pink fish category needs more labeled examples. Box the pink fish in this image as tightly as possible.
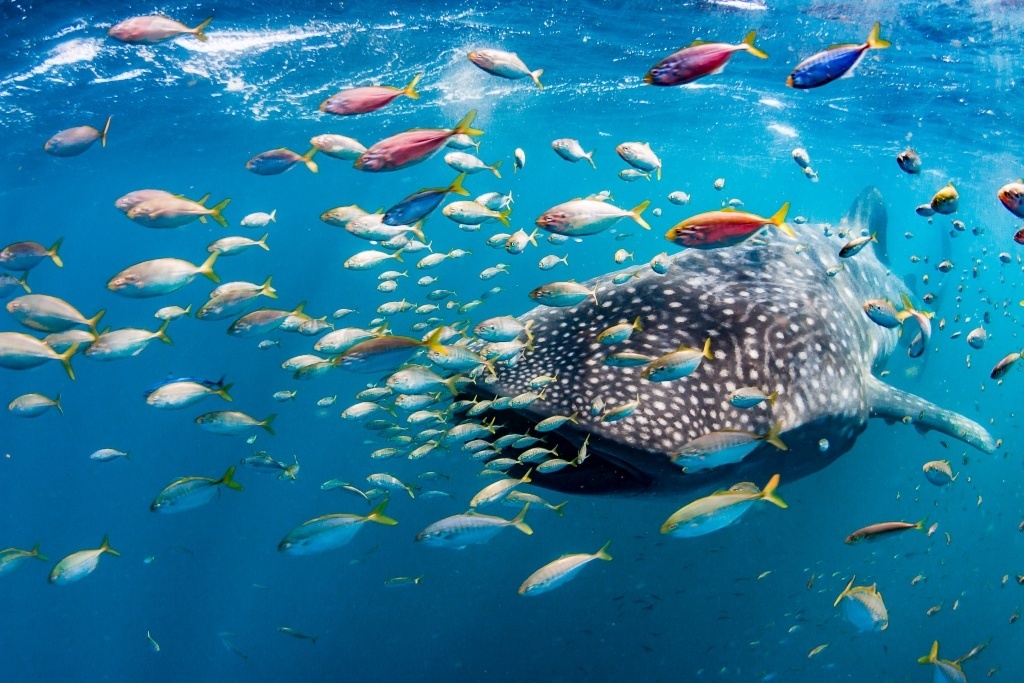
[320,74,422,116]
[108,15,213,44]
[645,32,767,86]
[354,111,483,173]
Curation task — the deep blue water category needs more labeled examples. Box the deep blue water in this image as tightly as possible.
[3,1,1024,680]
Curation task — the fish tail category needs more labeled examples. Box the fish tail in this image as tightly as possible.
[31,542,48,562]
[741,30,769,59]
[769,202,795,237]
[155,318,173,345]
[261,414,277,436]
[449,173,469,197]
[182,304,192,316]
[209,197,231,228]
[490,160,502,178]
[58,342,79,380]
[701,337,714,360]
[765,421,788,451]
[560,255,569,266]
[453,110,484,137]
[595,540,613,561]
[302,148,319,173]
[257,233,270,251]
[100,534,120,557]
[590,287,600,306]
[53,392,63,415]
[410,221,427,243]
[220,465,244,491]
[100,116,112,147]
[17,271,30,293]
[552,501,567,517]
[629,200,651,230]
[193,16,214,42]
[520,467,533,485]
[918,641,940,665]
[497,208,512,227]
[527,228,539,247]
[217,383,234,402]
[392,247,405,263]
[48,237,64,268]
[760,473,788,509]
[866,22,890,50]
[199,251,220,283]
[268,209,277,222]
[367,498,398,526]
[633,316,643,332]
[260,276,277,299]
[766,391,779,406]
[511,503,533,535]
[833,575,856,607]
[530,68,544,89]
[915,517,928,532]
[422,326,448,356]
[785,74,796,88]
[586,149,596,169]
[403,73,422,99]
[87,309,105,335]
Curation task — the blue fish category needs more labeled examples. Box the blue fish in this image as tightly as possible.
[383,174,468,226]
[143,375,226,399]
[786,23,890,89]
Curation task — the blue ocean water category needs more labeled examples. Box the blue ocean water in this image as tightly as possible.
[3,0,1024,680]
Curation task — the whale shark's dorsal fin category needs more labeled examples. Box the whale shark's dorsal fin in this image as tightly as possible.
[865,375,996,453]
[844,187,889,265]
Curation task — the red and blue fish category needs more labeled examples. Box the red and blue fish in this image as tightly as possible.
[645,31,767,86]
[787,23,890,89]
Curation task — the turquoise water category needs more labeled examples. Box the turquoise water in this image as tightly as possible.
[3,1,1024,680]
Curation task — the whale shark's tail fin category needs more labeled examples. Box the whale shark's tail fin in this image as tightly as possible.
[844,187,889,266]
[865,375,996,453]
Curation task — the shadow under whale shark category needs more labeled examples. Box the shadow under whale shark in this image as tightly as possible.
[472,188,996,495]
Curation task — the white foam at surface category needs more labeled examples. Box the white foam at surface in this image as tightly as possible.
[92,68,149,84]
[3,37,103,85]
[767,123,799,138]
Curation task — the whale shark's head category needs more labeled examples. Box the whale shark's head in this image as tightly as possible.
[473,188,993,495]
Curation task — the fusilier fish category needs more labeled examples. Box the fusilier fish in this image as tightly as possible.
[786,23,890,89]
[127,194,230,228]
[383,174,468,226]
[108,15,213,43]
[0,543,48,577]
[150,466,243,513]
[597,317,643,345]
[673,422,787,472]
[642,338,713,382]
[616,142,662,179]
[444,152,502,177]
[8,392,62,417]
[145,378,233,409]
[530,281,598,307]
[839,233,878,258]
[355,111,483,172]
[278,499,397,555]
[154,304,191,320]
[922,460,956,486]
[917,642,966,683]
[240,210,277,228]
[86,320,172,360]
[551,138,595,168]
[0,333,77,378]
[195,411,276,436]
[645,31,767,86]
[6,294,104,334]
[49,535,119,585]
[665,204,793,249]
[310,134,367,159]
[228,302,306,337]
[468,49,543,88]
[43,117,111,157]
[0,239,63,271]
[536,199,650,236]
[208,234,270,257]
[470,469,532,508]
[416,505,532,548]
[246,148,318,175]
[966,326,986,349]
[727,387,777,409]
[107,253,219,298]
[198,277,277,320]
[320,74,421,115]
[862,298,902,328]
[834,577,888,632]
[320,205,368,227]
[442,201,510,226]
[660,475,787,537]
[519,541,612,596]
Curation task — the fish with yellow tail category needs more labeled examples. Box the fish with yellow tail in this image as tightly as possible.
[468,49,543,88]
[49,535,119,585]
[660,474,787,538]
[416,504,532,548]
[43,117,111,157]
[320,74,421,116]
[845,518,927,544]
[536,198,649,236]
[673,422,788,472]
[278,499,397,555]
[335,327,448,374]
[246,147,318,175]
[645,31,767,86]
[642,337,713,382]
[519,541,612,596]
[0,543,48,576]
[786,23,890,89]
[150,466,244,513]
[108,15,213,43]
[665,203,792,249]
[834,576,889,631]
[356,111,483,172]
[918,641,967,683]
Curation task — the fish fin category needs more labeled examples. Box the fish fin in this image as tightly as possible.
[915,517,928,532]
[453,110,483,137]
[741,31,768,59]
[58,342,78,380]
[260,276,277,299]
[833,575,856,607]
[199,251,220,283]
[765,421,788,451]
[758,473,787,508]
[527,228,539,247]
[630,200,651,229]
[497,209,512,227]
[410,221,427,243]
[48,237,64,268]
[785,74,795,88]
[422,327,448,356]
[765,391,778,406]
[87,309,105,335]
[258,233,270,251]
[700,337,713,360]
[530,68,544,89]
[520,468,533,484]
[261,414,277,436]
[291,302,306,316]
[155,318,173,345]
[269,209,277,222]
[595,540,612,561]
[209,197,231,228]
[220,465,244,491]
[100,534,120,557]
[918,641,940,665]
[183,304,192,316]
[552,501,567,517]
[490,160,502,178]
[100,116,111,147]
[217,383,234,402]
[511,503,532,535]
[192,16,214,42]
[689,39,707,47]
[633,316,643,332]
[865,375,996,452]
[403,73,422,99]
[302,148,319,173]
[31,543,48,562]
[392,247,405,263]
[367,498,398,525]
[52,392,63,415]
[769,202,794,237]
[196,193,211,207]
[18,271,30,293]
[586,150,596,169]
[866,22,890,49]
[449,173,469,197]
[844,187,888,265]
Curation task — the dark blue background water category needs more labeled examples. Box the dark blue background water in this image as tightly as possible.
[3,1,1024,680]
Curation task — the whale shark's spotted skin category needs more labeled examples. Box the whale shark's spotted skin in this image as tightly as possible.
[481,190,995,493]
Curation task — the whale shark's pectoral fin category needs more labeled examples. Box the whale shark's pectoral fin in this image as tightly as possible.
[844,187,889,265]
[865,376,996,453]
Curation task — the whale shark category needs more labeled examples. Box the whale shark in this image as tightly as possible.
[475,188,996,494]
